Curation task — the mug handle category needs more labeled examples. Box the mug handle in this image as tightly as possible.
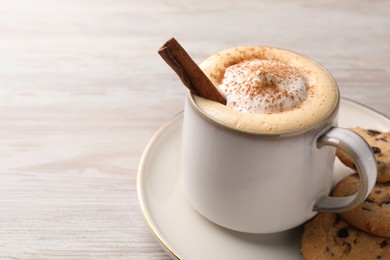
[313,127,377,212]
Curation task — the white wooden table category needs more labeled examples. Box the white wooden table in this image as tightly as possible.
[0,0,388,259]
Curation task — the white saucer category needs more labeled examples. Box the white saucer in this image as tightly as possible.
[137,99,390,260]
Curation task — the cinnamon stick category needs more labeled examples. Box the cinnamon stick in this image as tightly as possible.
[158,38,226,105]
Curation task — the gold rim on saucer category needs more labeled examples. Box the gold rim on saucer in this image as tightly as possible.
[137,114,183,260]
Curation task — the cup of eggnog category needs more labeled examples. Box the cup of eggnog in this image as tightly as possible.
[180,46,377,233]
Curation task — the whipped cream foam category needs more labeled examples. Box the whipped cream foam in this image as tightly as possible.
[194,46,339,134]
[219,59,307,114]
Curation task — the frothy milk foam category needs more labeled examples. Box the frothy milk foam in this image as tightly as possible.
[193,46,339,133]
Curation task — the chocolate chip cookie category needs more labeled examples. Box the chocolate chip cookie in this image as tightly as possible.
[336,128,390,183]
[301,213,390,259]
[332,174,390,238]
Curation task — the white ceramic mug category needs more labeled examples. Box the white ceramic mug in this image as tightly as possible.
[181,92,377,233]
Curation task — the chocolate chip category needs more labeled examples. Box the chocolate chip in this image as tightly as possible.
[333,214,341,226]
[372,146,381,154]
[368,129,382,136]
[379,137,388,143]
[380,240,388,248]
[337,227,349,238]
[383,200,390,205]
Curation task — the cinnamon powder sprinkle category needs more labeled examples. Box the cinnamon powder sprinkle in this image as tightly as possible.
[219,59,308,113]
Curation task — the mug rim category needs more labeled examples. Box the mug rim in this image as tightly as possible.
[188,91,340,137]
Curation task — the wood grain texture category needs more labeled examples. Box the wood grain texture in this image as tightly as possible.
[0,0,388,259]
